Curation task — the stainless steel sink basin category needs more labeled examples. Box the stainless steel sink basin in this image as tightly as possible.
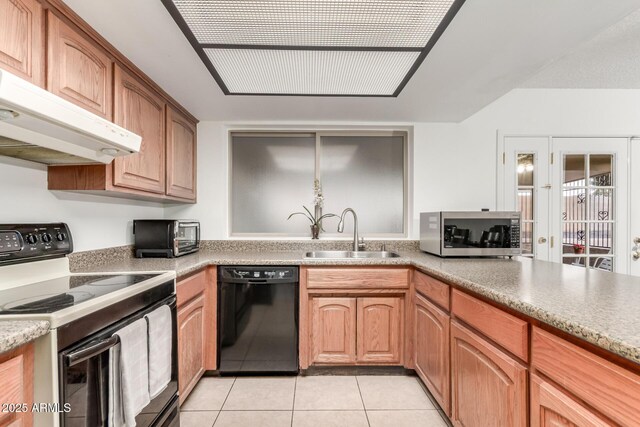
[304,251,401,259]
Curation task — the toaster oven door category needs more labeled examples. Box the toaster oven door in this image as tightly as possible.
[174,221,199,256]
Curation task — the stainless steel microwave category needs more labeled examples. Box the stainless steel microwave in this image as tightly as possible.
[420,211,521,257]
[133,219,200,258]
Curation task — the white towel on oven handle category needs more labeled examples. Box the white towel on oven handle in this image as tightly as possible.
[115,318,150,427]
[144,304,172,399]
[108,342,125,426]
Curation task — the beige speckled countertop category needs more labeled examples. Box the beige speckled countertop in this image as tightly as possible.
[0,320,50,354]
[70,249,640,365]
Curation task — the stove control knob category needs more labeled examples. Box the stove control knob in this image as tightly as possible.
[25,234,38,244]
[56,232,66,242]
[42,233,52,243]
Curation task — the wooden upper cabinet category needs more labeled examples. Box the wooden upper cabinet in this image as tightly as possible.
[530,374,613,427]
[414,293,450,415]
[451,321,527,427]
[46,12,113,119]
[113,65,166,193]
[0,0,44,86]
[357,297,403,364]
[166,106,197,200]
[310,297,357,365]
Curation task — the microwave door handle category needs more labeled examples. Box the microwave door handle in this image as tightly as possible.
[65,336,119,367]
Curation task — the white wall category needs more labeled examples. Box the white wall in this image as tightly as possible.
[414,88,640,234]
[4,88,640,250]
[0,157,165,251]
[168,88,640,240]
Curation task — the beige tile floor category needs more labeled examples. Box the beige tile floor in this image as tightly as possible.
[180,375,450,427]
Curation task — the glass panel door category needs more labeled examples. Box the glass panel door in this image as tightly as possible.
[503,137,550,261]
[503,136,629,274]
[551,138,628,273]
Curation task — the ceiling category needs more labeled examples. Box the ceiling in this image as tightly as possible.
[62,0,640,122]
[524,8,640,89]
[162,0,463,96]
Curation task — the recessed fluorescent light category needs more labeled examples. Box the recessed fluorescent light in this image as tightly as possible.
[205,49,419,96]
[162,0,465,96]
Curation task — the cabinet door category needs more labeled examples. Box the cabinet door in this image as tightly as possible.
[0,343,34,427]
[310,297,357,364]
[113,65,166,193]
[415,293,450,414]
[166,106,196,200]
[451,321,527,427]
[0,0,43,86]
[46,12,113,119]
[178,293,205,404]
[530,374,612,427]
[356,297,403,364]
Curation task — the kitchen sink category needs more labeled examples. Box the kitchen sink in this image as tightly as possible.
[304,251,401,259]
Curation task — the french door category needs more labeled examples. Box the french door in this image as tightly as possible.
[502,136,629,274]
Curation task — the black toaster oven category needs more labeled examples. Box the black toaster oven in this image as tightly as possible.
[133,219,199,258]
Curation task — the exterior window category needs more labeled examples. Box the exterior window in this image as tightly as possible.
[230,132,406,237]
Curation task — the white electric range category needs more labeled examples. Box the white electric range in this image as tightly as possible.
[0,223,179,427]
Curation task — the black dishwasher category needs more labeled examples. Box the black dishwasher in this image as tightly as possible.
[217,266,298,375]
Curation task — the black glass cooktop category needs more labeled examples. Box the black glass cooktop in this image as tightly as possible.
[0,274,159,314]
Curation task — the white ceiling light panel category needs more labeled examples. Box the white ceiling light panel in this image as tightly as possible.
[205,49,420,95]
[162,0,465,96]
[171,0,456,48]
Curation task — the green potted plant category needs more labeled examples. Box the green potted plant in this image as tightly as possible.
[573,243,585,254]
[288,205,337,239]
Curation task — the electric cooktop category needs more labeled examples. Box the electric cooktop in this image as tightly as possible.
[0,273,159,314]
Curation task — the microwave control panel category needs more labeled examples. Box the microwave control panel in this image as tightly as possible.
[510,219,520,248]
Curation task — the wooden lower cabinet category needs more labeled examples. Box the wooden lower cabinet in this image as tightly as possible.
[310,297,357,364]
[451,321,527,427]
[0,343,34,427]
[357,297,403,364]
[177,293,205,405]
[414,292,450,415]
[309,295,404,366]
[177,268,216,404]
[530,374,612,427]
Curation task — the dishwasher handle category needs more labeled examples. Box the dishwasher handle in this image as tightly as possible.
[65,335,119,367]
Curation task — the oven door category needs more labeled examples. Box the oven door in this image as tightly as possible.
[59,296,179,427]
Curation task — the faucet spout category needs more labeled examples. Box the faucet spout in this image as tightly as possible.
[337,208,361,251]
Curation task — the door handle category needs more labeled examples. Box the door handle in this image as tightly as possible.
[538,237,547,244]
[633,251,640,261]
[65,335,119,367]
[634,237,640,245]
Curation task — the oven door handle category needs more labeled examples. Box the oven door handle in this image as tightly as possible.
[65,335,119,367]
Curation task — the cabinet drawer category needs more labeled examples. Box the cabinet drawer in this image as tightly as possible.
[307,268,409,289]
[413,270,449,310]
[532,327,640,427]
[452,289,528,361]
[177,269,206,306]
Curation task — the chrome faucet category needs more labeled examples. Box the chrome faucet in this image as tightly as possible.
[337,208,365,251]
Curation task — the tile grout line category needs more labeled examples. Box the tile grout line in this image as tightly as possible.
[354,376,371,427]
[291,376,298,427]
[212,376,237,426]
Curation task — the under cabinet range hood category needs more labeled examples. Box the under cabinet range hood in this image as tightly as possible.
[0,69,142,165]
